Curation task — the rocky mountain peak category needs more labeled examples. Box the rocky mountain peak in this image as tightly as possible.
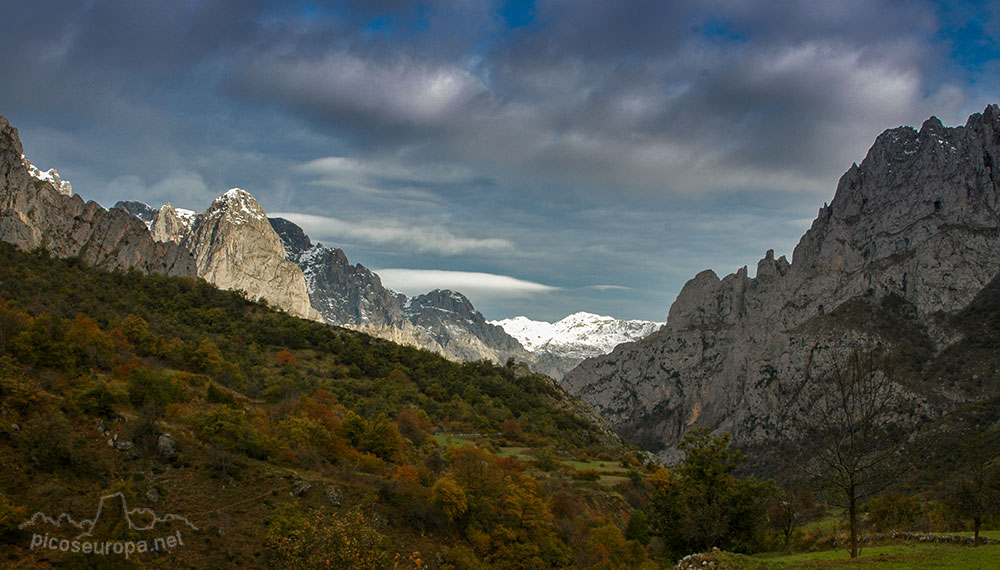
[112,201,156,227]
[176,188,320,321]
[405,289,479,321]
[268,217,313,259]
[492,312,663,378]
[150,203,197,244]
[22,155,73,197]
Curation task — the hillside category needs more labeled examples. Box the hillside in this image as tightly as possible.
[0,243,659,569]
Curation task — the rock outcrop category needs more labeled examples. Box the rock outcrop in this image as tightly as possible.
[563,105,1000,461]
[0,116,196,277]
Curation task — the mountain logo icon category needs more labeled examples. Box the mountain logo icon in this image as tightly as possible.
[20,492,198,539]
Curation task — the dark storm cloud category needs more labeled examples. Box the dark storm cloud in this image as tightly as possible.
[1,0,265,107]
[224,0,980,201]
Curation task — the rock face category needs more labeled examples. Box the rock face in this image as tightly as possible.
[112,201,156,227]
[492,312,663,378]
[150,203,197,244]
[269,217,532,364]
[0,116,196,277]
[563,105,1000,461]
[180,189,321,321]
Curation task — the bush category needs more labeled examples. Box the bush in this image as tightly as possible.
[206,382,237,405]
[127,368,187,407]
[868,492,925,532]
[572,469,602,482]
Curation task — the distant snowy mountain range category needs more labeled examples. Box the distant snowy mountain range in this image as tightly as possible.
[491,312,663,363]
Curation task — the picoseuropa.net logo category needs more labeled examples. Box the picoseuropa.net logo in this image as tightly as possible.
[19,492,198,559]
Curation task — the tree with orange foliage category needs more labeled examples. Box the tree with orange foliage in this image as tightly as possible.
[277,349,296,366]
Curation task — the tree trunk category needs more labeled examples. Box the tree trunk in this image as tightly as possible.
[974,516,981,546]
[848,489,858,558]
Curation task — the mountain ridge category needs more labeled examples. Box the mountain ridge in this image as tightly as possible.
[492,312,663,371]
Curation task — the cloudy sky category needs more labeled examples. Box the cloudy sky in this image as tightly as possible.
[3,1,998,321]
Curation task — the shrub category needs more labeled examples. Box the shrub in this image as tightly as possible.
[192,407,272,460]
[206,382,237,405]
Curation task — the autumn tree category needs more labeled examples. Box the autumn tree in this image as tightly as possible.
[0,298,29,356]
[67,313,114,369]
[432,475,468,522]
[799,345,909,558]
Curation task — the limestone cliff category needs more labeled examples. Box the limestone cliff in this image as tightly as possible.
[0,116,196,277]
[563,105,1000,462]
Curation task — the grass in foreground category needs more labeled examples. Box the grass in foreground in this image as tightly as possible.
[757,542,1000,569]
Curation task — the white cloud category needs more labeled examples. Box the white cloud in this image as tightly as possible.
[300,156,476,186]
[269,212,516,256]
[297,155,477,203]
[375,269,559,298]
[243,51,488,126]
[581,285,633,291]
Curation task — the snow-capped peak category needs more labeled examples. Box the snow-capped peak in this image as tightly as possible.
[206,188,266,223]
[21,154,72,196]
[491,312,663,360]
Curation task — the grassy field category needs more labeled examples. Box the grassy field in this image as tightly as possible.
[431,433,477,447]
[755,543,1000,569]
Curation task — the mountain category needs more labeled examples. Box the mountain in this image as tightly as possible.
[492,312,663,378]
[0,113,531,366]
[268,217,532,365]
[0,116,196,278]
[563,105,1000,463]
[404,289,527,363]
[179,189,320,321]
[269,217,410,328]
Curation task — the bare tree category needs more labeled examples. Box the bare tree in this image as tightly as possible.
[800,345,909,558]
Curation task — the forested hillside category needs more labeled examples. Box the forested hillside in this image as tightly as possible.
[0,243,658,569]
